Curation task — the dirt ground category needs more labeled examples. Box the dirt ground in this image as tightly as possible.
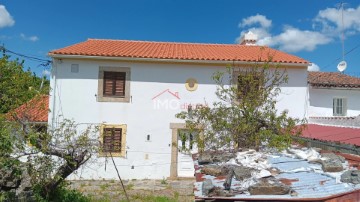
[68,179,195,202]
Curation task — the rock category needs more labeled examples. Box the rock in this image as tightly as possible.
[248,178,290,195]
[341,170,360,184]
[220,164,239,175]
[322,153,346,163]
[208,187,235,197]
[198,152,213,165]
[0,168,21,191]
[290,189,298,197]
[233,166,253,181]
[198,151,236,165]
[212,152,236,163]
[201,165,223,176]
[321,158,343,172]
[202,179,214,196]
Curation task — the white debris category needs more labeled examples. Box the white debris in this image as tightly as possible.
[239,177,257,190]
[253,169,272,179]
[226,158,238,165]
[236,150,270,170]
[287,147,321,161]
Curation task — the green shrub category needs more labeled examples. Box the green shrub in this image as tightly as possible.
[33,183,91,202]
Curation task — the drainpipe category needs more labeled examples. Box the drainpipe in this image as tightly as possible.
[51,58,58,129]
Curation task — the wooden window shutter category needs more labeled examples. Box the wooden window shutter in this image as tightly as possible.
[113,128,122,152]
[103,127,122,152]
[103,72,126,97]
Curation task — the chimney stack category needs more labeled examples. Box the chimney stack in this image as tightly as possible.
[240,31,258,45]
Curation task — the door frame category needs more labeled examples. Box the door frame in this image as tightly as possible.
[169,123,186,179]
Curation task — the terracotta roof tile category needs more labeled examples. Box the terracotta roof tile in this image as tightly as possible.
[49,39,308,64]
[308,72,360,88]
[6,95,49,123]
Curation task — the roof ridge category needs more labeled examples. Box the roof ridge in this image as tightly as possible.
[86,38,266,47]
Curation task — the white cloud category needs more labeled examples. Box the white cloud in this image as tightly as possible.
[237,5,360,52]
[237,14,272,44]
[42,69,50,76]
[20,33,39,42]
[308,63,320,71]
[264,27,332,52]
[0,5,14,28]
[314,5,360,35]
[239,14,272,28]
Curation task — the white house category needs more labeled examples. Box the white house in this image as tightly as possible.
[48,37,309,180]
[308,72,360,120]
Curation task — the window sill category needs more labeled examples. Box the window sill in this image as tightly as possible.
[98,152,125,157]
[97,96,130,102]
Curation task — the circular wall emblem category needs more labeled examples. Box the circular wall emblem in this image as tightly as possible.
[185,78,198,91]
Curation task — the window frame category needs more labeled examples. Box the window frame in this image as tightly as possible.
[333,97,347,116]
[99,124,127,157]
[98,66,131,102]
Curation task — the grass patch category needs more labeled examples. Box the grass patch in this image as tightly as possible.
[120,194,178,202]
[126,183,134,190]
[99,183,110,191]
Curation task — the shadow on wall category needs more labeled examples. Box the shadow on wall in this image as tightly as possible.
[55,60,307,87]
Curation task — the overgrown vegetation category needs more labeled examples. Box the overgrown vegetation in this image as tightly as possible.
[0,52,99,201]
[176,62,305,152]
[0,53,49,114]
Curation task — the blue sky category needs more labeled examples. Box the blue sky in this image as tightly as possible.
[1,0,360,76]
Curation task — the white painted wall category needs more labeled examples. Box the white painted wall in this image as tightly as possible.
[308,87,360,117]
[48,59,308,180]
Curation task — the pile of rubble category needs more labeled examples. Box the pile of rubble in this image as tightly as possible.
[194,146,360,198]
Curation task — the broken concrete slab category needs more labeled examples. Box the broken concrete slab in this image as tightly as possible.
[201,165,223,176]
[208,187,235,197]
[321,158,343,172]
[233,166,253,181]
[198,152,213,165]
[248,178,290,195]
[198,151,236,165]
[322,153,346,163]
[212,152,236,163]
[341,170,360,184]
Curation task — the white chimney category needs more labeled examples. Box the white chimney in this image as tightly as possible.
[240,31,258,45]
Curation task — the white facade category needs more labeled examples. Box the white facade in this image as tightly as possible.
[308,87,360,117]
[48,58,308,180]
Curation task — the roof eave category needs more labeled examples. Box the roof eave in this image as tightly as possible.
[48,53,309,67]
[310,84,360,90]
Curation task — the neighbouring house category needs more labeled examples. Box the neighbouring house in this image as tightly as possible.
[308,72,360,118]
[6,95,49,132]
[47,35,309,180]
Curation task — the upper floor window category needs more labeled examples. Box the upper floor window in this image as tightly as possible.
[98,67,131,102]
[103,72,126,97]
[333,98,347,116]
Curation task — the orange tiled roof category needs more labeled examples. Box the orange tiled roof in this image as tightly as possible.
[6,95,49,123]
[49,39,308,64]
[308,72,360,88]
